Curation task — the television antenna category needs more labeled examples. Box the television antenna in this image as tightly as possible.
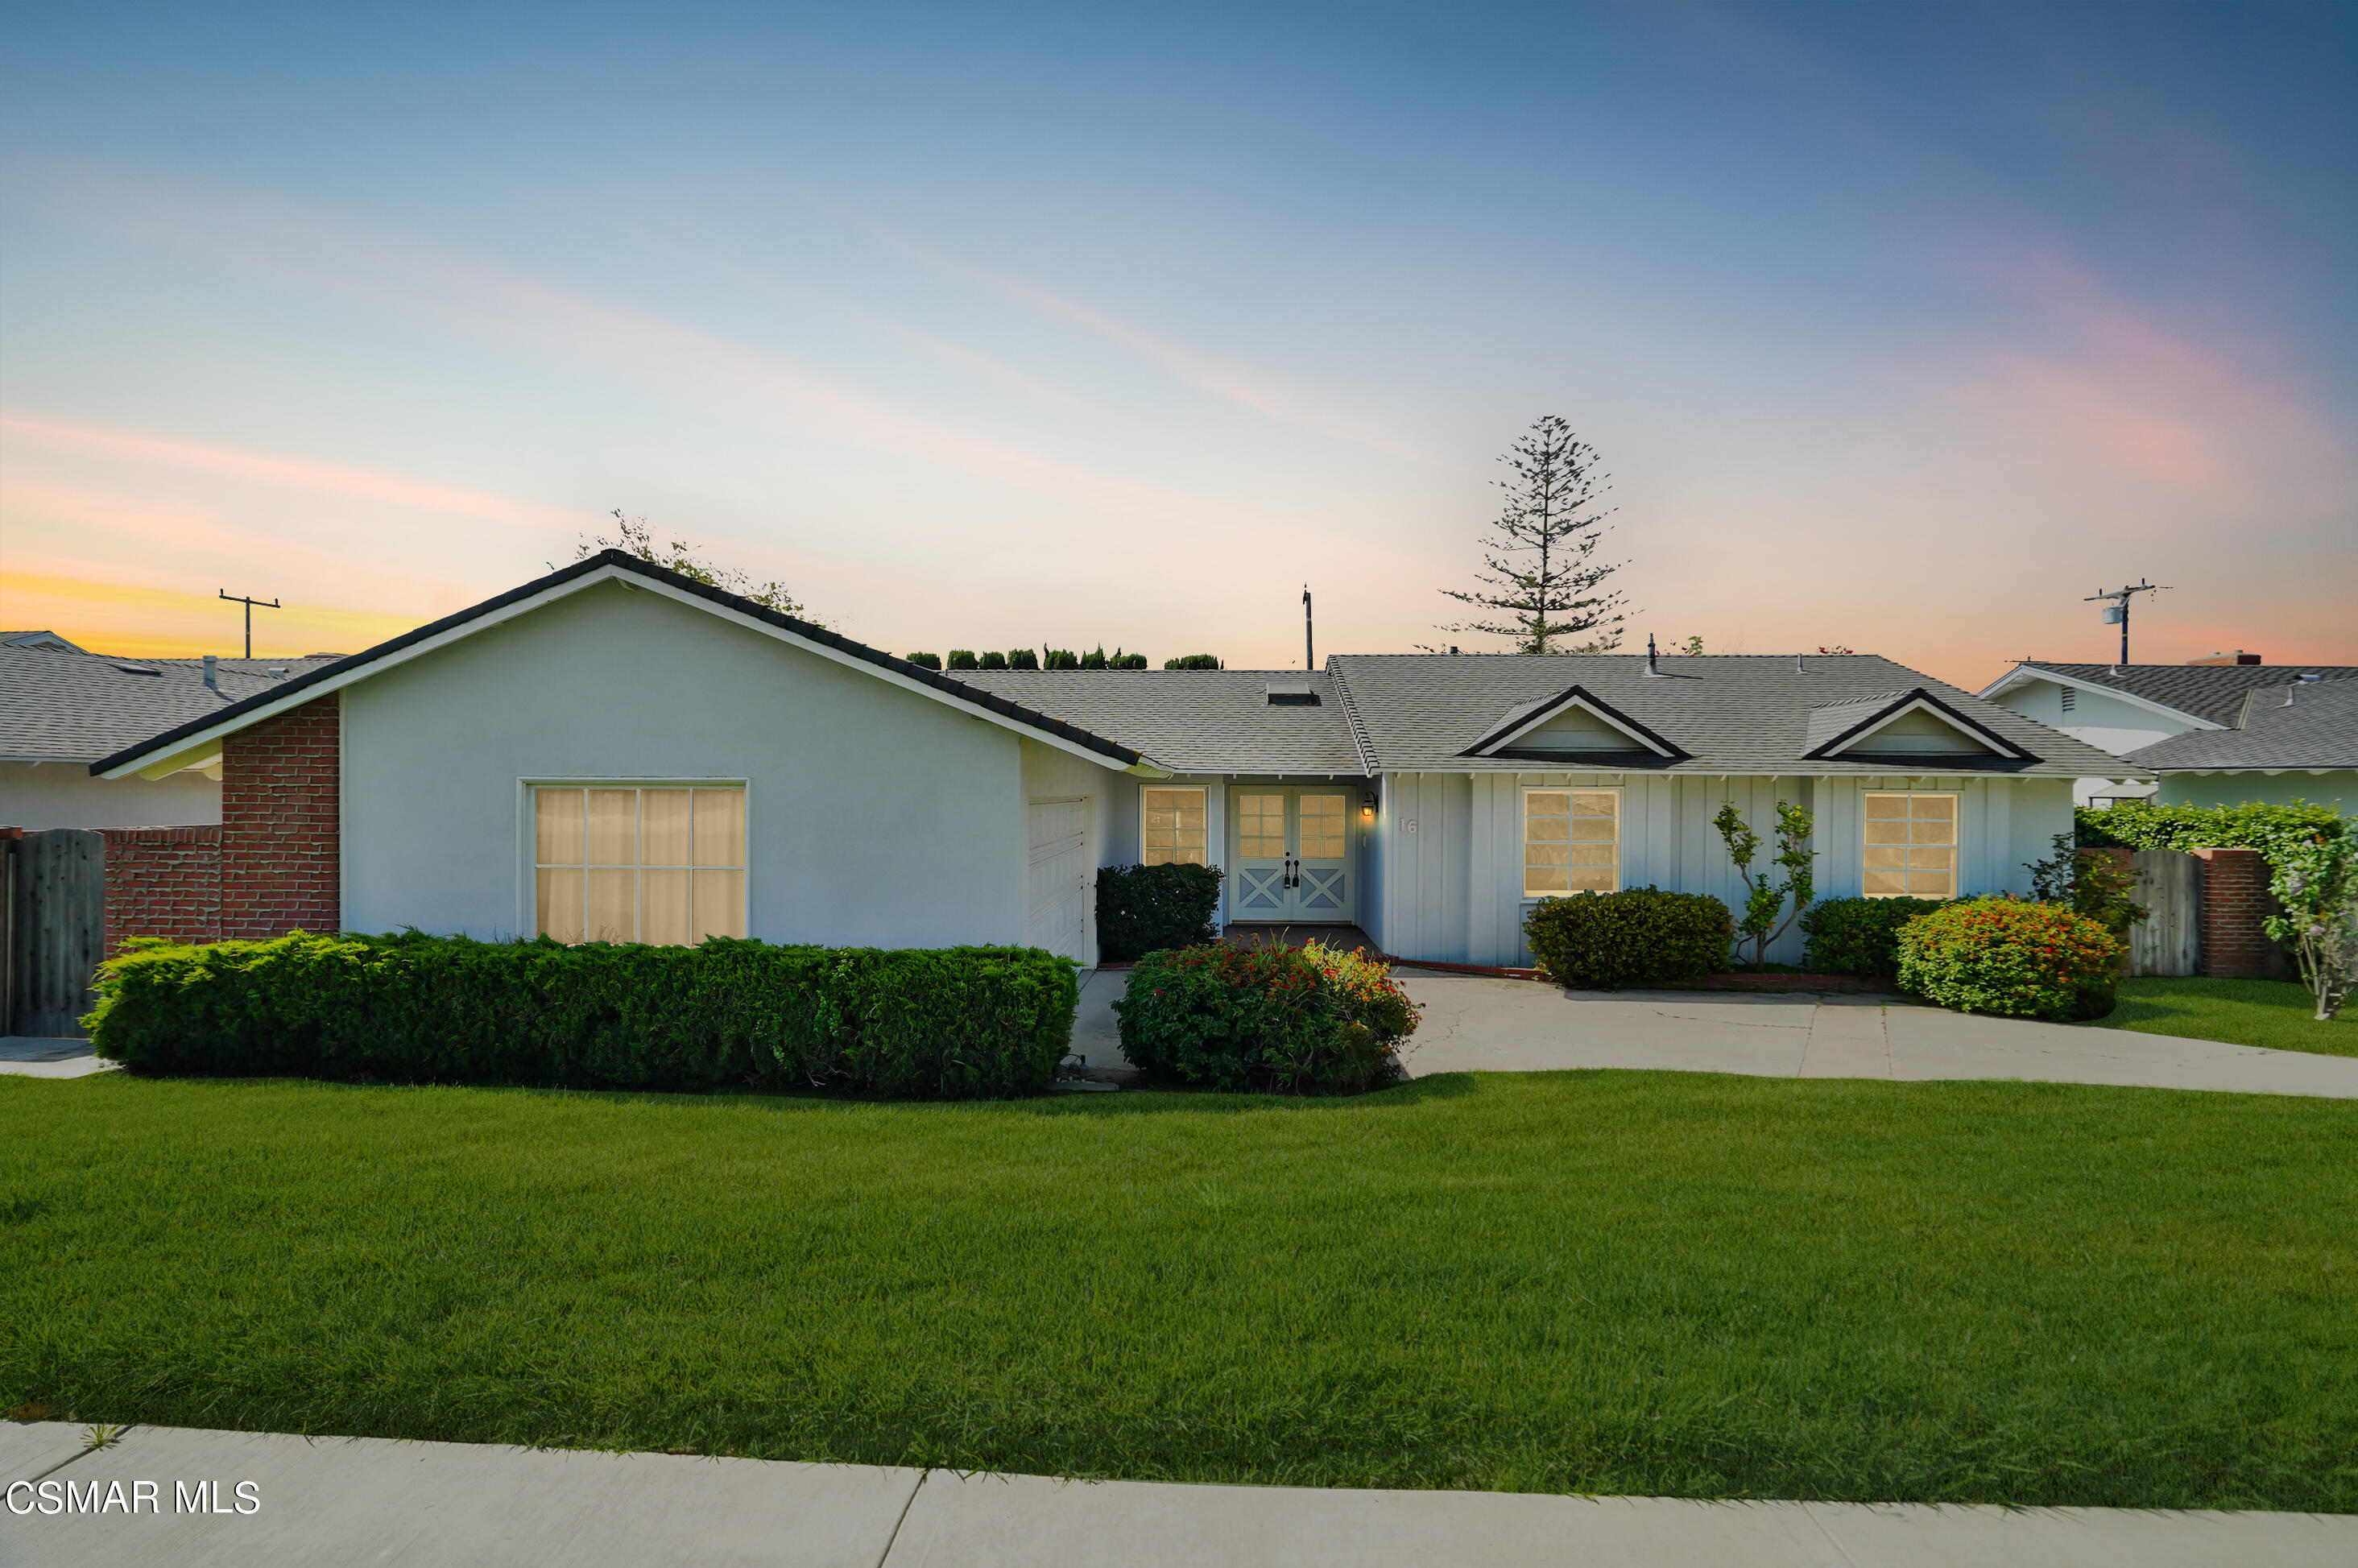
[2083,580,2169,669]
[219,590,281,660]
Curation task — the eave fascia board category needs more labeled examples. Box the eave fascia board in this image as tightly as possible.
[1461,685,1687,760]
[1982,665,2224,730]
[95,556,1146,780]
[1805,689,2035,763]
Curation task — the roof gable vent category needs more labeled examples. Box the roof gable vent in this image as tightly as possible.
[1265,681,1320,705]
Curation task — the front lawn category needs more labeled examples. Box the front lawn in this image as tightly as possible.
[2096,977,2356,1057]
[5,1071,2354,1511]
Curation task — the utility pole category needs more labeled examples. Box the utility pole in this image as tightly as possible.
[2083,580,2169,669]
[1302,585,1313,671]
[219,590,281,660]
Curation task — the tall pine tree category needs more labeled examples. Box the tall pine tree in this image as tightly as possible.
[1436,416,1628,654]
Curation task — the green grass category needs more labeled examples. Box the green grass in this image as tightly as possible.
[2096,977,2357,1057]
[4,1071,2355,1510]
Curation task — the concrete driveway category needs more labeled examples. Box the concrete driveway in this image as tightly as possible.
[1074,969,2358,1099]
[1398,970,2358,1098]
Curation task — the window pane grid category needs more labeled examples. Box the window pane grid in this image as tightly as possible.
[1142,786,1207,866]
[1861,792,1958,899]
[535,785,746,944]
[1525,788,1618,896]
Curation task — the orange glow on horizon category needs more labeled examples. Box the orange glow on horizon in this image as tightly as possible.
[0,572,423,659]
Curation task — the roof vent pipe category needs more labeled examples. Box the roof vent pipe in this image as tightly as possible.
[1645,634,1661,676]
[1795,652,1806,672]
[202,654,219,693]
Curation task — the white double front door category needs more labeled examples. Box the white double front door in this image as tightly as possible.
[1228,788,1354,923]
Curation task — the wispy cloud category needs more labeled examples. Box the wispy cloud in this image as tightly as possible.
[1,413,585,531]
[844,213,1429,462]
[10,160,1351,547]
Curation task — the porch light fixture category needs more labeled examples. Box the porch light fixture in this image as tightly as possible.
[1360,790,1378,821]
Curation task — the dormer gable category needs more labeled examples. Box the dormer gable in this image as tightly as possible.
[1803,689,2034,764]
[1460,685,1689,763]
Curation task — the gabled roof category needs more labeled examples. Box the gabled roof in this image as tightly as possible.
[948,669,1363,775]
[2124,679,2358,772]
[1325,654,2130,776]
[2,646,341,763]
[1458,684,1689,763]
[1800,689,2033,763]
[2,630,89,653]
[90,552,1146,779]
[1983,662,2358,729]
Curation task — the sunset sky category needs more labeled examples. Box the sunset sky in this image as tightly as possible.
[2,2,2351,686]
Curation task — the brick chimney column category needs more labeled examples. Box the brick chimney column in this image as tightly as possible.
[220,694,341,941]
[2191,846,2275,978]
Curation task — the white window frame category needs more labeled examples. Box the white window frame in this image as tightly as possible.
[1140,784,1210,867]
[522,778,750,944]
[1520,785,1621,899]
[1860,790,1959,900]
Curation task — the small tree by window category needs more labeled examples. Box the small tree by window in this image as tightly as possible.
[1713,800,1815,967]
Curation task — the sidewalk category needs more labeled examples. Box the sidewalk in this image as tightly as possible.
[0,1037,112,1080]
[4,1422,2349,1566]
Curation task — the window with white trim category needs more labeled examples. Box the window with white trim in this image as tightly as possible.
[1524,788,1619,896]
[534,784,747,944]
[1141,786,1208,866]
[1862,792,1957,899]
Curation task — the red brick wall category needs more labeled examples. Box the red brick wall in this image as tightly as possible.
[220,694,341,941]
[2192,846,2279,978]
[101,826,222,954]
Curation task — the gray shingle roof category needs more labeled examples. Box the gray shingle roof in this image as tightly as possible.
[2,647,343,762]
[1325,654,2135,776]
[2124,680,2358,772]
[948,670,1365,775]
[2010,662,2358,727]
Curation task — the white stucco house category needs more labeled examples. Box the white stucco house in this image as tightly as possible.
[1979,658,2358,810]
[92,552,2137,969]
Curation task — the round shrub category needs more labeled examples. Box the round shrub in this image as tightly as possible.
[1113,939,1417,1094]
[1894,898,2121,1021]
[1522,887,1733,990]
[1095,863,1224,962]
[1799,896,1950,978]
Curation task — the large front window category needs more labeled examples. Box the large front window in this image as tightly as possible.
[1863,792,1957,898]
[1142,786,1208,866]
[533,784,746,944]
[1524,788,1619,896]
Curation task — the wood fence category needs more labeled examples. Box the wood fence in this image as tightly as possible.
[4,829,107,1037]
[2128,849,2201,978]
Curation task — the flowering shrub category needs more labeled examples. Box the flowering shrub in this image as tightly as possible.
[1522,887,1733,990]
[2262,833,2358,1021]
[1894,899,2122,1021]
[1113,939,1418,1094]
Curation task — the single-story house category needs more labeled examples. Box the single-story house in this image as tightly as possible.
[2112,676,2357,815]
[92,552,2137,968]
[2,640,342,830]
[1979,656,2358,809]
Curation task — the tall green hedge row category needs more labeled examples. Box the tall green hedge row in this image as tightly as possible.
[85,932,1078,1099]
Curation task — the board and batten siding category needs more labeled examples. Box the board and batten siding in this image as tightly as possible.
[1377,771,2072,969]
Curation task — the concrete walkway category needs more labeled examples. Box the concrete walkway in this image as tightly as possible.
[1396,971,2358,1098]
[3,1422,2348,1566]
[1070,970,2358,1099]
[0,1037,113,1079]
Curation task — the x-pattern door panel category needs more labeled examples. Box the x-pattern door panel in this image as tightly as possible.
[1227,788,1353,923]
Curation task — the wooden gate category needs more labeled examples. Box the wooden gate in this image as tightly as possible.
[6,829,106,1037]
[2128,849,2200,978]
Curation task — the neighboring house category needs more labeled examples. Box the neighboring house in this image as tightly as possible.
[2116,677,2358,815]
[90,552,2131,970]
[1,642,341,829]
[1979,658,2358,807]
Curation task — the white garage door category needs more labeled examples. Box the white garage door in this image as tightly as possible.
[1025,797,1090,962]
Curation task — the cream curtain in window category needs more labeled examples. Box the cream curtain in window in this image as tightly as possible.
[1524,789,1618,896]
[534,785,747,944]
[1863,792,1959,898]
[1142,786,1207,865]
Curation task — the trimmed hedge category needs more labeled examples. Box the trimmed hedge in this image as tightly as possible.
[85,932,1078,1099]
[1895,899,2120,1022]
[1523,887,1733,990]
[1114,939,1417,1094]
[1095,863,1224,962]
[1800,896,1951,978]
[2079,800,2345,861]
